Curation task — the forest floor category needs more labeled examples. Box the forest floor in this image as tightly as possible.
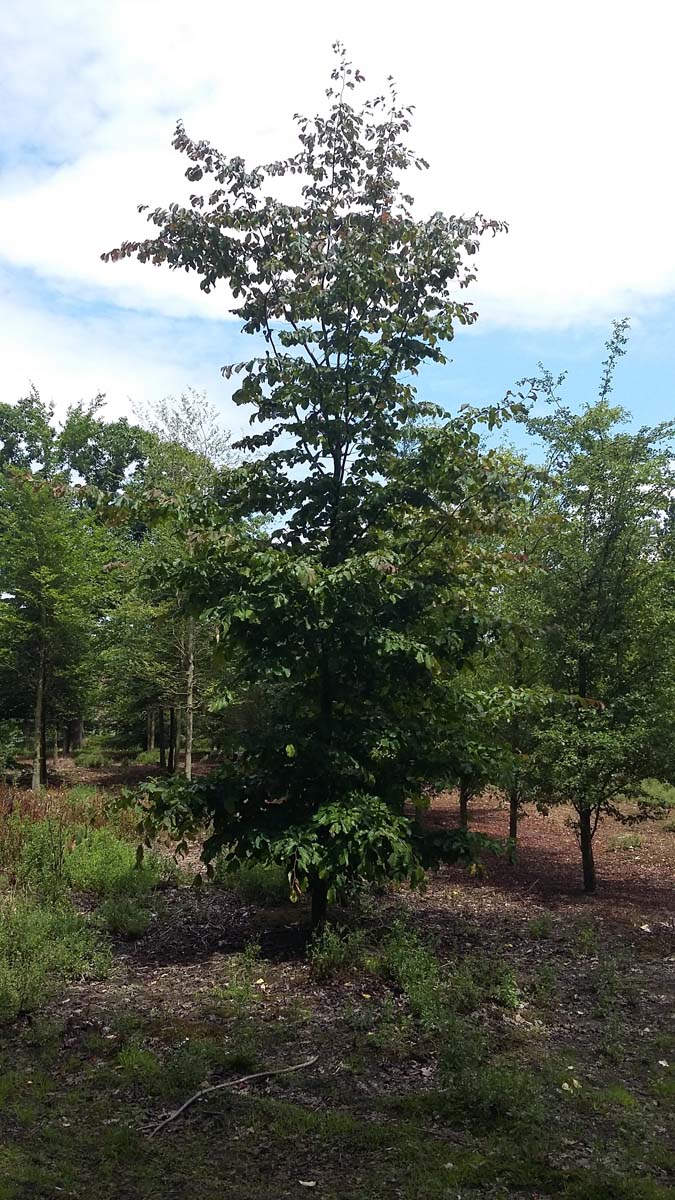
[0,762,674,1200]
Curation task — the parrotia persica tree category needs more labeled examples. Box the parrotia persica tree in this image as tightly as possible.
[105,46,518,924]
[520,321,675,892]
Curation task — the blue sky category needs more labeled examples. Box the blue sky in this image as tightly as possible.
[1,0,674,442]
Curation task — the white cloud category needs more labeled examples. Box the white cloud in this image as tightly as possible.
[1,0,675,410]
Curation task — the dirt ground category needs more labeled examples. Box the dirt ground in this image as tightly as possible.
[1,766,673,1199]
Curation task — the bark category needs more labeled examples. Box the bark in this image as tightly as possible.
[63,726,71,755]
[310,878,329,931]
[146,709,156,752]
[31,632,47,792]
[184,619,195,781]
[167,707,176,773]
[458,782,471,830]
[69,718,85,751]
[579,805,596,893]
[53,728,59,765]
[158,707,166,769]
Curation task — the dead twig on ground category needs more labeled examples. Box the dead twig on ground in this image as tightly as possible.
[145,1055,319,1139]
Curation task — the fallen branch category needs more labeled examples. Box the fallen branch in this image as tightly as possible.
[146,1055,319,1139]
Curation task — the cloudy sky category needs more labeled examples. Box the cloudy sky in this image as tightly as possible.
[2,0,674,436]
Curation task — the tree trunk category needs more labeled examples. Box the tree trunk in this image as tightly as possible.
[185,619,195,781]
[310,878,329,931]
[31,634,47,792]
[70,718,84,751]
[167,707,176,773]
[509,788,520,841]
[158,707,166,768]
[458,782,471,829]
[63,725,71,755]
[174,707,182,773]
[53,728,59,765]
[579,805,596,893]
[146,709,156,752]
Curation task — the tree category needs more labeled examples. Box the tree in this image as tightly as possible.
[520,321,675,892]
[106,46,514,923]
[0,471,109,788]
[0,387,150,779]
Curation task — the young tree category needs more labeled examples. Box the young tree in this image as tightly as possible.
[521,322,675,892]
[105,47,515,923]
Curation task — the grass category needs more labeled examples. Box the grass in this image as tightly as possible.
[0,896,109,1020]
[609,832,646,852]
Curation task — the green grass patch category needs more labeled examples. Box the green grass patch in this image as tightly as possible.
[0,897,109,1021]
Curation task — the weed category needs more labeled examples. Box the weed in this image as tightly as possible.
[98,894,153,939]
[608,833,646,852]
[575,920,600,955]
[380,924,446,1029]
[440,1058,547,1132]
[214,859,290,906]
[134,750,159,766]
[0,897,109,1020]
[117,1043,162,1093]
[15,814,71,899]
[529,963,556,1004]
[308,925,367,981]
[528,912,555,939]
[591,956,633,1017]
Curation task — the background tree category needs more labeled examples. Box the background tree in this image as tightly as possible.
[520,322,675,891]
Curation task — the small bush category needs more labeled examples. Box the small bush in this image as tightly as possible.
[74,750,110,769]
[67,828,162,896]
[0,897,109,1020]
[67,784,99,803]
[98,895,152,939]
[308,925,367,981]
[215,859,290,906]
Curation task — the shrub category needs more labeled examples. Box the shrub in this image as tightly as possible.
[0,721,23,778]
[0,897,109,1020]
[308,925,367,981]
[66,828,162,896]
[214,858,290,906]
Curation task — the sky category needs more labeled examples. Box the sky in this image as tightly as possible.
[1,0,674,441]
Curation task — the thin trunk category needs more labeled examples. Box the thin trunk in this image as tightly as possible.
[53,728,59,765]
[579,805,596,893]
[458,782,471,829]
[39,694,47,786]
[70,717,84,751]
[158,707,167,768]
[146,709,156,752]
[185,619,195,781]
[509,788,520,841]
[31,633,46,792]
[63,726,71,755]
[310,878,329,931]
[174,707,182,773]
[167,707,176,773]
